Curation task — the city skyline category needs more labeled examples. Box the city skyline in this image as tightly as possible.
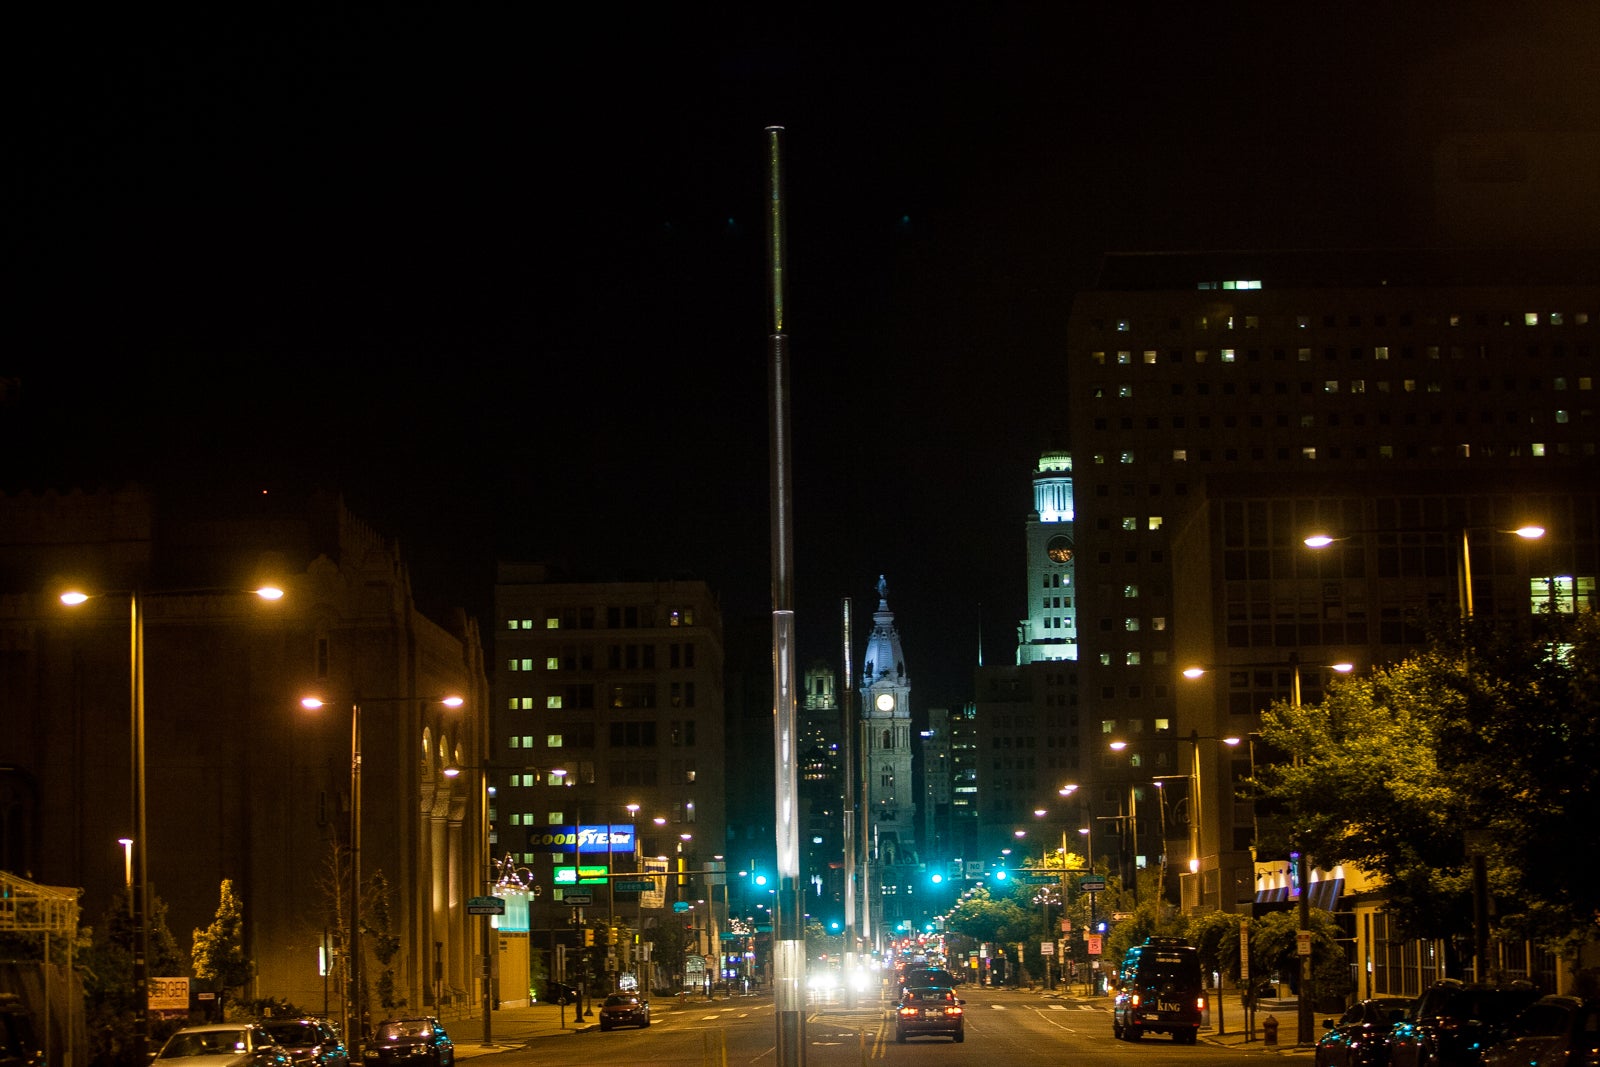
[8,5,1599,708]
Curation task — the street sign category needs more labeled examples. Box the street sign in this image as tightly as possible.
[1024,875,1055,884]
[466,896,504,915]
[1080,877,1107,892]
[561,891,593,906]
[615,880,654,891]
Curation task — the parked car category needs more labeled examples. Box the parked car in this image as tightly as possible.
[1112,937,1206,1044]
[259,1019,347,1067]
[1388,981,1540,1067]
[597,994,650,1031]
[153,1024,292,1067]
[1482,994,1600,1067]
[1315,998,1416,1067]
[361,1019,453,1067]
[895,985,965,1043]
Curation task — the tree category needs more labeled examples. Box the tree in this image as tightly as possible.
[365,870,406,1011]
[192,880,253,1013]
[1252,612,1600,972]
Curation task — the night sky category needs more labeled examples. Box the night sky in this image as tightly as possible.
[9,4,1598,708]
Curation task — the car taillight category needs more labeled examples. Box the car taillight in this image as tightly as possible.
[946,1006,963,1017]
[1197,995,1207,1011]
[1130,993,1142,1008]
[899,1006,918,1017]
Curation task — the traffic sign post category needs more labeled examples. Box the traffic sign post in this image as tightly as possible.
[466,896,505,916]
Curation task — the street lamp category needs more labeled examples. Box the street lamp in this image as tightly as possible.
[60,583,283,1061]
[1304,524,1544,619]
[301,692,463,1056]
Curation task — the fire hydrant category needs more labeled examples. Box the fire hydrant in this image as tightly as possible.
[1262,1014,1280,1045]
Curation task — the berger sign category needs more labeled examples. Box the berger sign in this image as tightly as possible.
[526,824,636,854]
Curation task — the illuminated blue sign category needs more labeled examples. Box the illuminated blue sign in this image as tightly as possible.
[525,824,636,855]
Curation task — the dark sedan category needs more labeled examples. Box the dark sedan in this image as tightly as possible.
[1482,994,1600,1067]
[1388,981,1540,1067]
[597,994,650,1031]
[361,1019,453,1067]
[259,1019,347,1067]
[895,986,965,1043]
[1316,998,1416,1067]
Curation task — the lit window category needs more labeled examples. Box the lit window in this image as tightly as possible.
[546,617,560,629]
[1297,348,1312,361]
[1118,385,1133,398]
[1379,445,1394,459]
[1556,410,1570,423]
[1374,346,1389,360]
[1144,350,1158,364]
[546,656,559,670]
[1119,452,1135,464]
[1125,652,1141,666]
[547,696,563,709]
[1194,350,1208,363]
[1152,617,1167,631]
[1296,316,1310,329]
[1124,618,1140,631]
[1124,585,1139,598]
[1302,447,1317,460]
[1092,351,1107,365]
[1122,517,1137,531]
[1324,380,1339,393]
[1221,349,1236,363]
[1148,516,1163,530]
[1404,380,1417,392]
[1525,312,1540,326]
[1579,378,1592,390]
[1099,653,1112,666]
[1117,350,1132,364]
[1551,313,1565,326]
[1532,443,1545,456]
[1116,320,1130,332]
[1172,449,1188,462]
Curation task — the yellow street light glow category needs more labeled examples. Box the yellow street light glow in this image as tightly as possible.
[1514,525,1545,539]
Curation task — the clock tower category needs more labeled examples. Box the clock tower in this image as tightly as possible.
[859,575,916,934]
[1019,450,1077,663]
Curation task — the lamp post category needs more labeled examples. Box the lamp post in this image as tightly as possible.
[1303,523,1544,621]
[61,583,283,1061]
[302,692,463,1056]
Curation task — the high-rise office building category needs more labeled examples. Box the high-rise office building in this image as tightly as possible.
[1064,249,1599,913]
[492,565,726,940]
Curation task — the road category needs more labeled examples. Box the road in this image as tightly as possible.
[489,986,1295,1067]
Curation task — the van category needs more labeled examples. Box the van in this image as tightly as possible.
[1111,937,1205,1044]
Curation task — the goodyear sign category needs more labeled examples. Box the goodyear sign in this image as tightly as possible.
[526,824,636,855]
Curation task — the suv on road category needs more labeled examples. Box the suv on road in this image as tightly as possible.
[1112,937,1206,1044]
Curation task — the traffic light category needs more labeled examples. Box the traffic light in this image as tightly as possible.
[583,928,595,947]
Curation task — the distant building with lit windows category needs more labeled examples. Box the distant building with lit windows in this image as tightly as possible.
[492,564,726,929]
[1064,249,1600,949]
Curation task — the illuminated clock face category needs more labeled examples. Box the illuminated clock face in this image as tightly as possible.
[1046,535,1075,564]
[875,694,896,712]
